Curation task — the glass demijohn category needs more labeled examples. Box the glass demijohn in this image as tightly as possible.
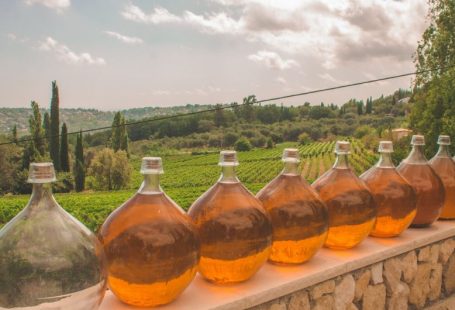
[360,141,417,237]
[312,141,377,250]
[99,157,200,307]
[188,151,272,284]
[0,163,107,309]
[257,148,328,264]
[397,135,445,227]
[429,135,455,219]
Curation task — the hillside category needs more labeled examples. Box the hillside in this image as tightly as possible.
[0,105,213,135]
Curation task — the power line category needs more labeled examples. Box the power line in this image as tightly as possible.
[1,65,453,147]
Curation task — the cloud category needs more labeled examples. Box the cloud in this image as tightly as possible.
[7,33,17,41]
[104,31,143,44]
[248,50,299,70]
[121,4,181,24]
[25,0,70,12]
[276,77,287,84]
[39,37,106,65]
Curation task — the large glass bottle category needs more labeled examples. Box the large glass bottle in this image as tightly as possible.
[430,135,455,219]
[99,157,199,307]
[312,141,377,250]
[0,163,107,309]
[256,148,328,264]
[360,141,417,237]
[397,135,445,227]
[188,151,272,284]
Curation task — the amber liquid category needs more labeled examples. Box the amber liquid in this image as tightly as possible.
[361,168,417,237]
[188,182,272,284]
[312,169,377,250]
[430,157,455,219]
[397,163,445,227]
[257,175,328,264]
[99,193,199,307]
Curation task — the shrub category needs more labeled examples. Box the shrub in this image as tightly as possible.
[234,137,252,152]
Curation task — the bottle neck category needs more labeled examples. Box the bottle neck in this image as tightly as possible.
[406,145,427,164]
[377,152,395,168]
[29,183,53,205]
[334,153,350,169]
[282,161,299,175]
[138,174,162,194]
[219,165,239,183]
[436,145,452,158]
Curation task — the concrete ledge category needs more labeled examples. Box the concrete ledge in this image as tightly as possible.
[100,221,455,310]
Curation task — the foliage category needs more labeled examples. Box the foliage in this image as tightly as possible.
[60,123,70,172]
[88,148,132,190]
[50,80,60,171]
[234,137,252,152]
[74,131,85,192]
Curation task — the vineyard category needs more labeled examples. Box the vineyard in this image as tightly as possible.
[0,139,378,231]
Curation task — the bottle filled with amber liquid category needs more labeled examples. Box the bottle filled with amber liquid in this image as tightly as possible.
[312,141,377,250]
[0,163,107,309]
[360,141,417,237]
[99,157,200,307]
[257,148,328,264]
[430,135,455,219]
[397,135,445,227]
[188,151,272,284]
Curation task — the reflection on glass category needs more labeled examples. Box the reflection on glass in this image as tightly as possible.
[188,151,272,284]
[257,148,328,264]
[99,157,199,307]
[0,163,107,309]
[361,141,417,237]
[312,141,377,250]
[397,135,445,227]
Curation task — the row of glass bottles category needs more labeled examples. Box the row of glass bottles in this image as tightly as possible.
[0,134,454,308]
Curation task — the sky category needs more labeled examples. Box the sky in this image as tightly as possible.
[0,0,429,110]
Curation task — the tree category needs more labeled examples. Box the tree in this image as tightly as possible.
[88,148,132,190]
[49,81,60,170]
[119,116,129,156]
[60,123,70,172]
[241,95,256,122]
[366,97,373,114]
[214,104,226,127]
[357,101,364,115]
[234,137,252,152]
[11,125,18,144]
[43,112,50,149]
[29,101,45,156]
[110,112,122,151]
[74,131,85,192]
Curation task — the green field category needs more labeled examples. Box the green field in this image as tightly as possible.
[0,140,378,232]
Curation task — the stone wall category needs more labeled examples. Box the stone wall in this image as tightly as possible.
[250,237,455,310]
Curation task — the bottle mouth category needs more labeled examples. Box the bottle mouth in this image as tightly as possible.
[411,135,425,146]
[140,157,164,174]
[219,150,239,166]
[27,162,57,183]
[335,141,351,155]
[282,148,300,163]
[438,135,451,146]
[378,141,394,153]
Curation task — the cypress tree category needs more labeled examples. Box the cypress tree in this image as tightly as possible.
[30,101,45,156]
[74,131,85,192]
[119,116,129,156]
[111,112,122,151]
[60,123,70,172]
[43,112,50,145]
[11,125,18,144]
[49,81,60,170]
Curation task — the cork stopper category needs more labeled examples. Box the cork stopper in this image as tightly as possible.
[27,163,57,183]
[140,157,164,174]
[438,135,451,145]
[282,148,300,163]
[335,141,351,155]
[219,150,239,166]
[378,141,394,153]
[411,135,425,146]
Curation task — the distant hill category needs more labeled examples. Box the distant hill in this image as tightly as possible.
[0,104,213,135]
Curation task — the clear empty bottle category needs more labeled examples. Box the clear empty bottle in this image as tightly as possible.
[360,141,417,237]
[0,163,107,309]
[397,135,445,227]
[99,157,200,307]
[312,141,377,250]
[430,135,455,219]
[188,151,272,284]
[256,148,328,264]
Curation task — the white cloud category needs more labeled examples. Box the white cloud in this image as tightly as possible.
[25,0,70,12]
[248,50,299,70]
[276,77,287,84]
[39,37,106,65]
[121,4,181,24]
[183,11,243,34]
[104,31,143,45]
[7,33,17,41]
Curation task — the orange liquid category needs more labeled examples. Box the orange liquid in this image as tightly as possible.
[188,182,272,284]
[99,193,199,307]
[397,163,445,227]
[312,169,377,250]
[257,175,328,264]
[361,168,417,237]
[430,157,455,219]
